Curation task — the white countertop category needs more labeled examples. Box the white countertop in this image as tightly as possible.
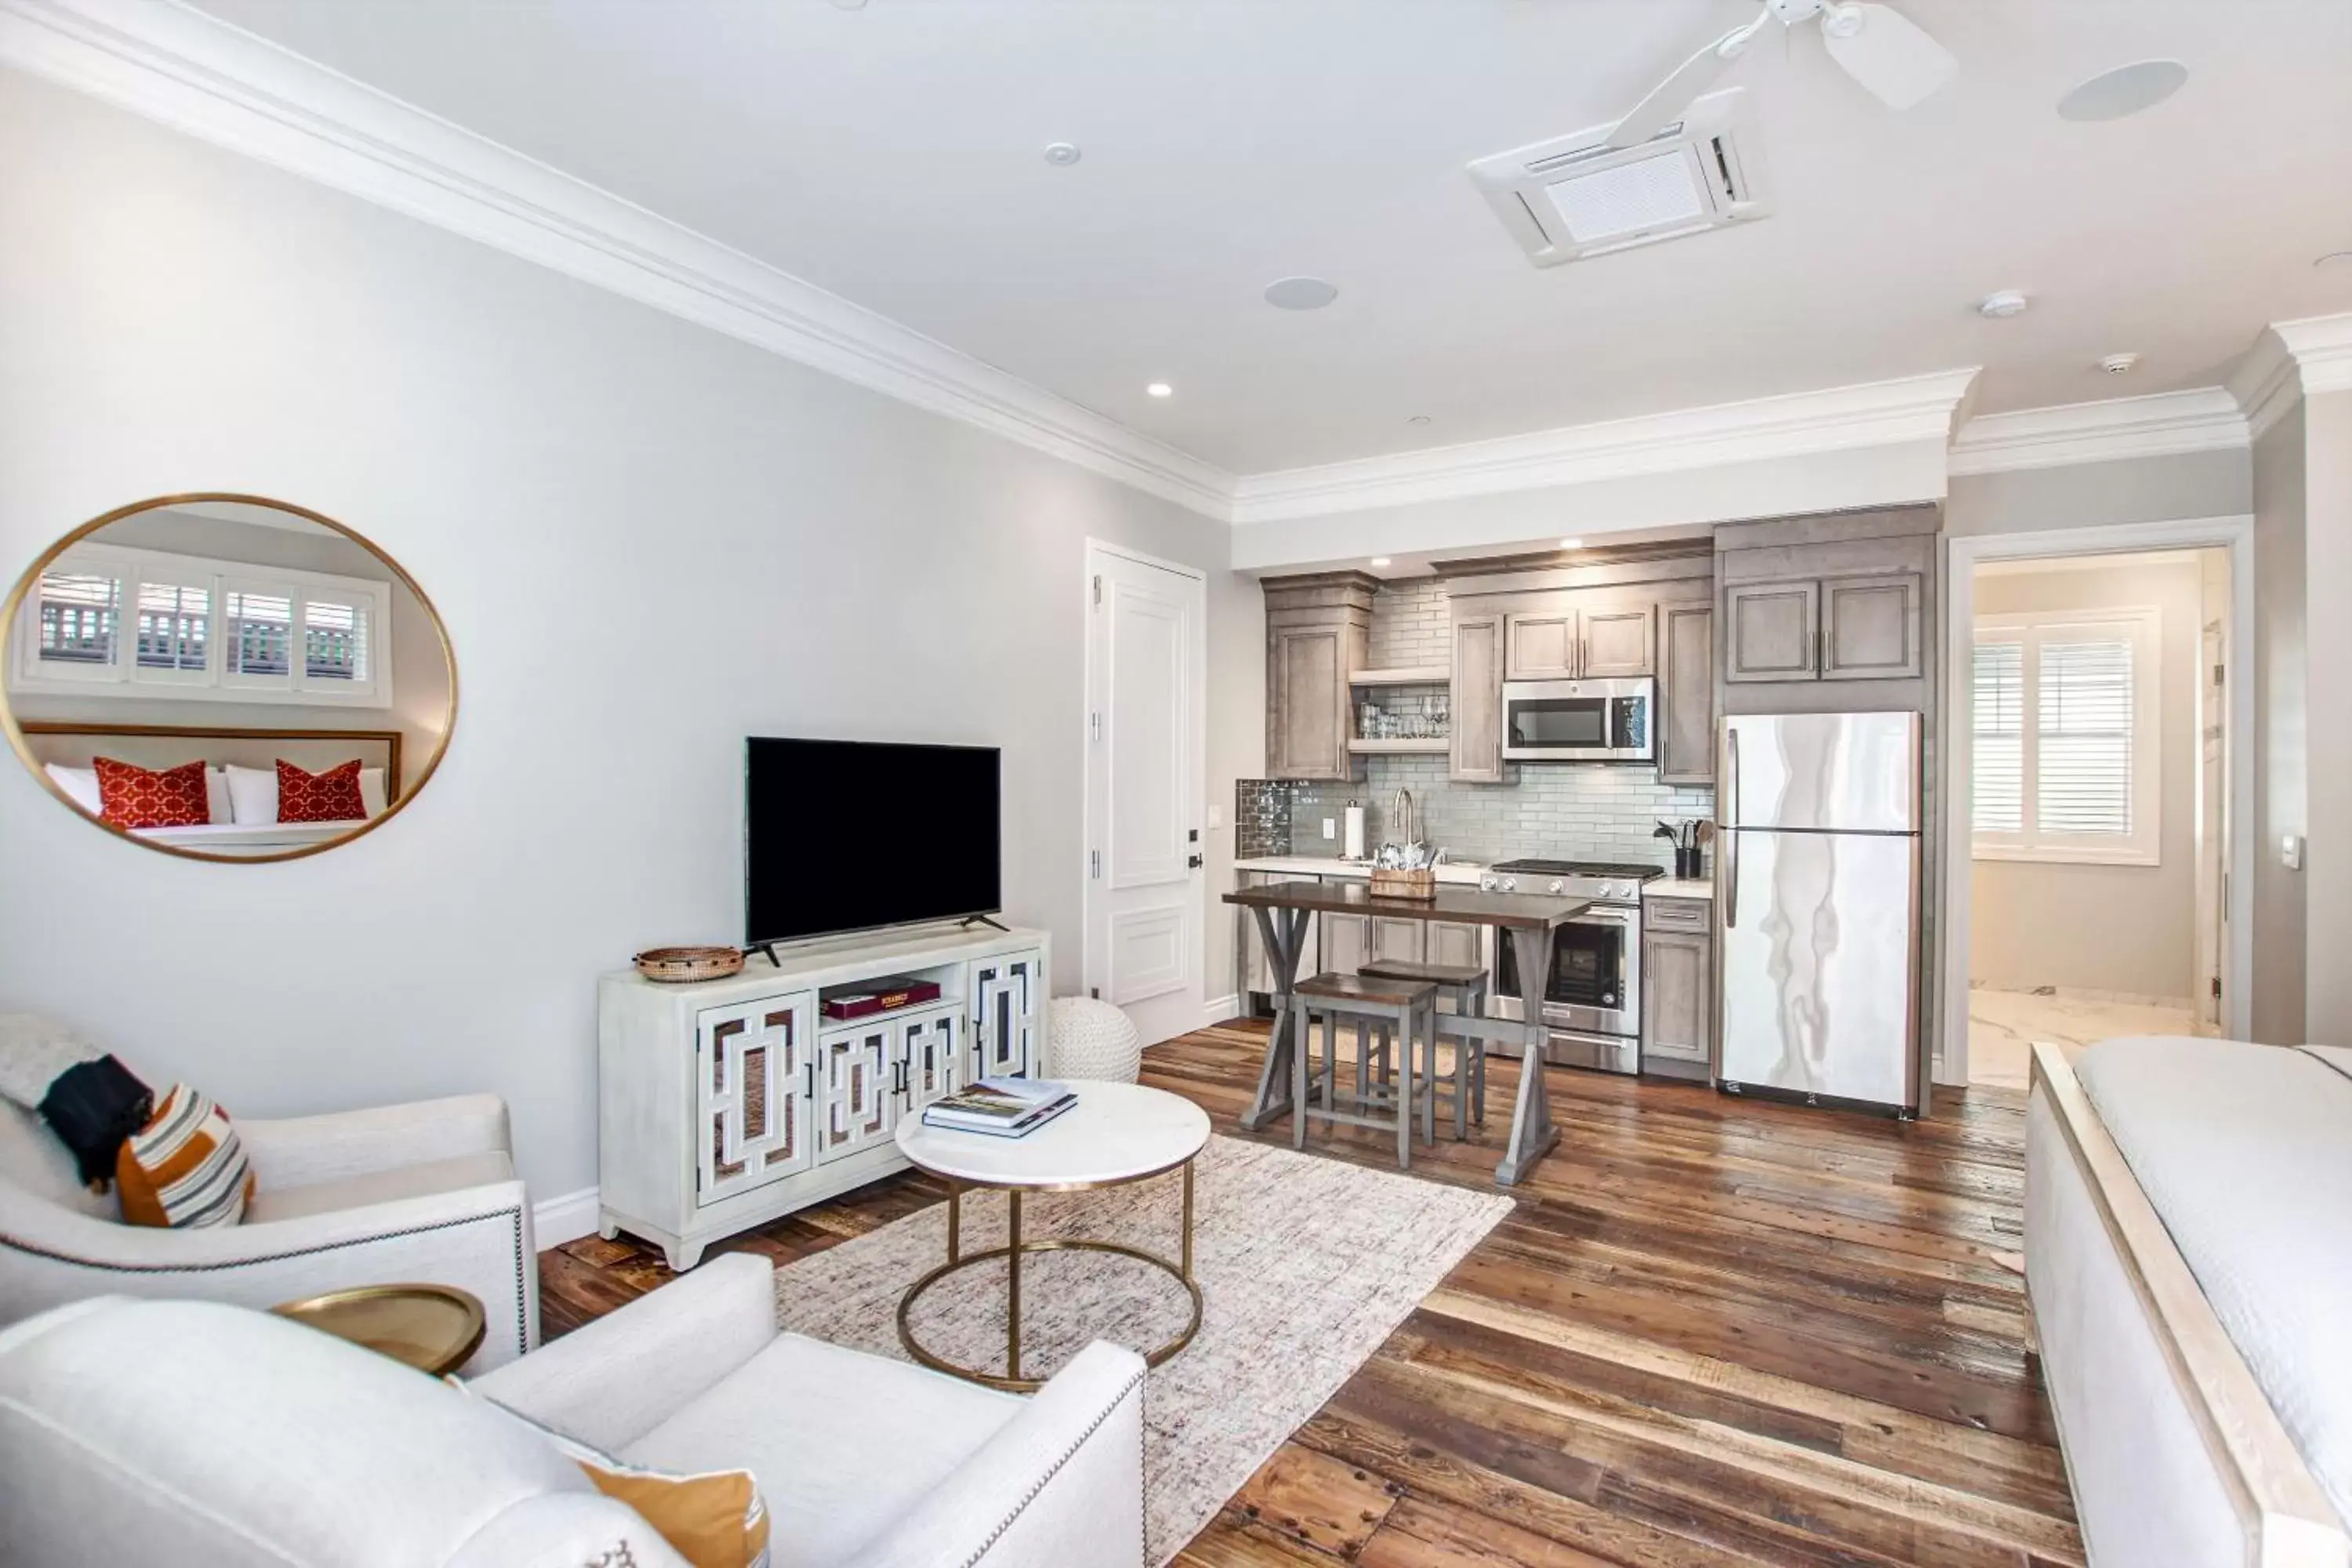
[1233,855,1488,886]
[1644,878,1715,900]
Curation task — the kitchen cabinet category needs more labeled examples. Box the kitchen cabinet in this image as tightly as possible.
[1640,906,1713,1076]
[1722,572,1922,684]
[1264,572,1375,782]
[1504,603,1655,681]
[1428,920,1483,971]
[1657,603,1715,785]
[1320,912,1367,978]
[1448,612,1506,783]
[1370,916,1424,965]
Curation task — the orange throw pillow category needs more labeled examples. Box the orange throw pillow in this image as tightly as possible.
[116,1084,253,1228]
[91,757,210,829]
[275,758,366,823]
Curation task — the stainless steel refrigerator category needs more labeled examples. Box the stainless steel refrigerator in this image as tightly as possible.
[1715,711,1922,1114]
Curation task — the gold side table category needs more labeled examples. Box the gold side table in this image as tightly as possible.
[893,1081,1210,1393]
[272,1283,486,1377]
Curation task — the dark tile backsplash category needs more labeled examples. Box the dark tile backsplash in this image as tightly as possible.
[1233,779,1292,858]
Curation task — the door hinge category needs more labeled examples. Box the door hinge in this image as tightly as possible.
[1092,573,1102,608]
[1090,985,1101,1000]
[2212,975,2223,1000]
[1090,848,1102,880]
[1090,710,1102,742]
[2214,662,2225,688]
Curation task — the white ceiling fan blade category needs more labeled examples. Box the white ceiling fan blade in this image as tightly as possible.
[1820,2,1958,110]
[1606,6,1773,151]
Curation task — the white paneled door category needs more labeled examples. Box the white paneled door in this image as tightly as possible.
[1083,542,1206,1047]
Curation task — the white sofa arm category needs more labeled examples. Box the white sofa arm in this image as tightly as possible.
[471,1252,777,1451]
[240,1093,513,1191]
[857,1340,1148,1568]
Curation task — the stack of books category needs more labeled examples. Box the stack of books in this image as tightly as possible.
[920,1077,1076,1138]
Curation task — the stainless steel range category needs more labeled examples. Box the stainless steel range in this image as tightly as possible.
[1478,858,1662,1076]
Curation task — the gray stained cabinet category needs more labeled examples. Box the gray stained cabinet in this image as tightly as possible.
[1263,572,1375,782]
[1319,913,1482,978]
[1723,572,1920,684]
[1657,604,1714,786]
[1504,603,1655,681]
[1448,612,1506,784]
[1640,909,1713,1071]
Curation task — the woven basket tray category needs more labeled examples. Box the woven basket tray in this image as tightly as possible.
[634,946,746,984]
[1369,867,1439,900]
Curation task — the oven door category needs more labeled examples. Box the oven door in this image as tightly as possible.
[1490,906,1640,1035]
[1501,679,1654,762]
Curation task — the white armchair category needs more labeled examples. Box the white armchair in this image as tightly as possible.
[0,1091,536,1370]
[0,1256,1149,1568]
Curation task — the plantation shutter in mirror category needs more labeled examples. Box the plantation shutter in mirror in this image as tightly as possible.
[2038,635,2134,837]
[32,570,119,672]
[1971,640,2024,834]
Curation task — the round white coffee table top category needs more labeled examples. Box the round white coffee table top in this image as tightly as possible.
[895,1080,1210,1189]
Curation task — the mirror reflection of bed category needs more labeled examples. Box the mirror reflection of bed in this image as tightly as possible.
[2,495,454,862]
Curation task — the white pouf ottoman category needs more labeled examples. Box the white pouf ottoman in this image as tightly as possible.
[1047,996,1142,1083]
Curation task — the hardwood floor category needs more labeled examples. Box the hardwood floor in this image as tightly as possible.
[541,1019,2078,1566]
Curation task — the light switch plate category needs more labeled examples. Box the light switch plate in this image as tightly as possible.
[1207,804,1226,829]
[2283,834,2303,871]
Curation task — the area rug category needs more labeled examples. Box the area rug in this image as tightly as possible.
[773,1133,1512,1564]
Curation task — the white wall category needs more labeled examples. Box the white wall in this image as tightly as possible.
[1967,558,2205,1001]
[0,72,1256,1200]
[2250,406,2309,1044]
[2301,390,2352,1044]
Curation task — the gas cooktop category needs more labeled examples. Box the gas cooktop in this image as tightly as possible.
[1490,858,1665,879]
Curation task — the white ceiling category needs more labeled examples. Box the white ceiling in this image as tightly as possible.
[186,0,2352,477]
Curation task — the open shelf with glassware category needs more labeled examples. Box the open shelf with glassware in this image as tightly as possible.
[1351,670,1451,755]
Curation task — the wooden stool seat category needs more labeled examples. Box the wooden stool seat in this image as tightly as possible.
[1296,971,1440,1009]
[1355,959,1490,988]
[1354,962,1490,1137]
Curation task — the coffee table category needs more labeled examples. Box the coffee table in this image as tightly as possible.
[893,1080,1210,1392]
[271,1283,485,1376]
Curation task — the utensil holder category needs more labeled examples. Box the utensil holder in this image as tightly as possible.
[1370,867,1439,900]
[1674,846,1703,881]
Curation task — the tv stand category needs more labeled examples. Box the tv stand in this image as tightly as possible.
[598,923,1050,1270]
[958,913,1010,933]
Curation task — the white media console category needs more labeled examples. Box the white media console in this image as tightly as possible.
[597,923,1049,1269]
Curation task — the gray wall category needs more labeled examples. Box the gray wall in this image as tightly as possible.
[1967,557,2205,1001]
[2302,390,2352,1044]
[2251,408,2308,1044]
[0,72,1254,1200]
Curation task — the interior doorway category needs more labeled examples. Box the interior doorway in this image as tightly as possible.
[1081,539,1207,1047]
[1943,528,2249,1091]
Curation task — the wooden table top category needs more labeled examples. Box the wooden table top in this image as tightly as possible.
[1223,878,1592,929]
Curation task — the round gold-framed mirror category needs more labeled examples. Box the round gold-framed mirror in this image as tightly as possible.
[1,494,457,863]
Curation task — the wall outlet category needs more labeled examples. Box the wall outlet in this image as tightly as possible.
[1322,817,1337,840]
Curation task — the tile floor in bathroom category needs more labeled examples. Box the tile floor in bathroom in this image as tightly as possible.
[1967,987,2200,1091]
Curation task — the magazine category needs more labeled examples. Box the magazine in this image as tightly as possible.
[921,1076,1076,1137]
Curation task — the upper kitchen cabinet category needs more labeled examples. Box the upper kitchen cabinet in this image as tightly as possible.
[1448,611,1506,783]
[1715,509,1936,689]
[1657,602,1715,785]
[1263,571,1375,781]
[1503,601,1655,680]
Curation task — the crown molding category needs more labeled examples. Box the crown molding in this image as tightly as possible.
[1227,368,1979,526]
[1946,387,2249,477]
[2230,313,2352,441]
[0,0,1238,518]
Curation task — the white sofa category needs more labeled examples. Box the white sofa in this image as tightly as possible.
[0,1254,1148,1568]
[0,1091,537,1370]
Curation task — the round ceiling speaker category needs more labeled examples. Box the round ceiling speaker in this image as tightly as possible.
[2057,60,2188,122]
[1264,276,1340,311]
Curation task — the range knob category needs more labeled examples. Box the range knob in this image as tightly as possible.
[1500,876,1518,893]
[1610,880,1633,900]
[1479,874,1497,893]
[1547,878,1566,896]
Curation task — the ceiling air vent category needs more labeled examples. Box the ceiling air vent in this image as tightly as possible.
[1468,89,1771,267]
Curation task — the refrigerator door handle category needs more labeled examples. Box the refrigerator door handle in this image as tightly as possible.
[1722,727,1740,928]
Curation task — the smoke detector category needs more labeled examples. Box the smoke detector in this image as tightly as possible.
[1468,89,1771,267]
[2099,353,2141,375]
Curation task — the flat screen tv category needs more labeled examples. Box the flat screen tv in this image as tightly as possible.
[746,737,1002,946]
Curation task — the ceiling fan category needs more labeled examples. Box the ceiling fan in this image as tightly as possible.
[1607,0,1958,151]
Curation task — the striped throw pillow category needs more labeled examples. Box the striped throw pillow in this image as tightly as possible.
[116,1084,254,1228]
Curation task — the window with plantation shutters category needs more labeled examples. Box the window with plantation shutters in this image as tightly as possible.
[1972,608,2161,866]
[8,543,393,710]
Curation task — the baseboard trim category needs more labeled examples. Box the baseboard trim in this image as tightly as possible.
[1200,993,1242,1029]
[532,1187,601,1247]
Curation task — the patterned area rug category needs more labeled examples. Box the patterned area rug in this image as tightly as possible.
[773,1133,1512,1563]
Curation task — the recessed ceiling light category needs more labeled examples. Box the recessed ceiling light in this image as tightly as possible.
[1370,557,1393,568]
[1263,276,1339,311]
[1558,538,1584,550]
[1978,290,2030,319]
[1406,415,1432,426]
[2099,353,2141,376]
[1043,142,1082,167]
[1145,382,1173,398]
[2057,60,2188,122]
[2319,252,2352,270]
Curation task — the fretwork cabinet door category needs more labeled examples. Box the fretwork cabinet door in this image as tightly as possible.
[901,1010,966,1117]
[695,994,815,1204]
[971,949,1044,1080]
[816,1021,898,1164]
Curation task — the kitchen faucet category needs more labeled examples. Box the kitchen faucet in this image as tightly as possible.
[1391,786,1414,847]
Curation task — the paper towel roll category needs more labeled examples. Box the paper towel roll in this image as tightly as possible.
[1344,804,1366,860]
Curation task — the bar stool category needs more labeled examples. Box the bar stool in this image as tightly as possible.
[1356,959,1490,1139]
[1289,972,1439,1169]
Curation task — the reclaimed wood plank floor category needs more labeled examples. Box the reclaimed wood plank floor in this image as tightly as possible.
[541,1018,2076,1566]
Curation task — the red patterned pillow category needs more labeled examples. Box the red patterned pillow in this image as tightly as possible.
[275,759,367,823]
[91,757,210,829]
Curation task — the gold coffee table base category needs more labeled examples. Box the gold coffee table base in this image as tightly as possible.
[896,1161,1202,1394]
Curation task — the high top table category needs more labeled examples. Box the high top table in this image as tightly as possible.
[1223,879,1591,1186]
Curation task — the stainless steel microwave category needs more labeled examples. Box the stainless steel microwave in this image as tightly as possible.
[1501,677,1655,763]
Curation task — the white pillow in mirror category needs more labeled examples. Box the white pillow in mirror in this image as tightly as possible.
[226,763,389,822]
[205,767,230,826]
[42,764,101,816]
